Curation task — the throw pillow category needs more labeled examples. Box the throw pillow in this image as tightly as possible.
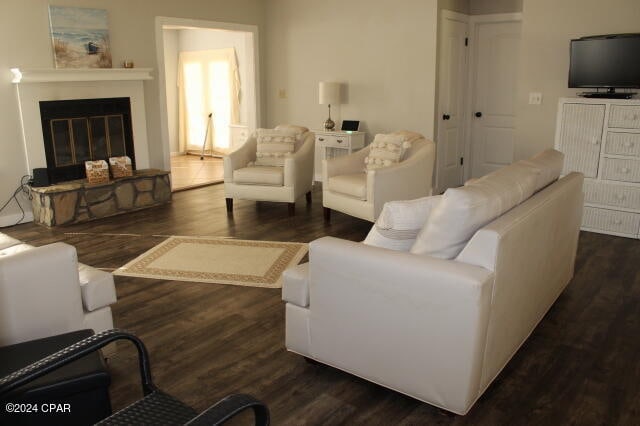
[364,134,410,170]
[274,124,309,151]
[254,128,298,167]
[364,195,442,251]
[410,162,539,259]
[519,149,564,192]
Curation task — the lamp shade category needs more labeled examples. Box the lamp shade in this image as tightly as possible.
[319,81,341,105]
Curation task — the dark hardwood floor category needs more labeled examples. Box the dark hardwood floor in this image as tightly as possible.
[4,183,640,425]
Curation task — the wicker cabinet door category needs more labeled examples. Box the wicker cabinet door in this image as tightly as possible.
[558,103,606,178]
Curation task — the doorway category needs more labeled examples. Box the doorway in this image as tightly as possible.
[155,17,260,191]
[435,12,522,191]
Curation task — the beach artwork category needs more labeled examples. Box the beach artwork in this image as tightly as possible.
[49,6,112,68]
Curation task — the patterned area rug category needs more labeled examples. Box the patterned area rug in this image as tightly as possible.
[114,236,308,288]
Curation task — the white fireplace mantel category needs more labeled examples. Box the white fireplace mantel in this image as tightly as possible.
[11,68,153,84]
[12,67,153,175]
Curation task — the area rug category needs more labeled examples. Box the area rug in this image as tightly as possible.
[113,236,308,288]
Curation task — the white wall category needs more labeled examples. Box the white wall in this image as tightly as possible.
[515,0,640,160]
[470,0,522,15]
[163,29,180,154]
[264,0,439,143]
[0,0,263,226]
[439,0,470,15]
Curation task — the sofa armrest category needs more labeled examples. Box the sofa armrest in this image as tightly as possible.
[224,135,257,181]
[0,243,85,346]
[323,146,371,182]
[367,142,435,213]
[305,236,493,413]
[284,132,315,190]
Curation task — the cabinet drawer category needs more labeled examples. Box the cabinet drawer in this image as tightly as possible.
[609,105,640,129]
[316,134,350,148]
[582,207,640,235]
[605,132,640,156]
[601,158,640,183]
[583,180,640,210]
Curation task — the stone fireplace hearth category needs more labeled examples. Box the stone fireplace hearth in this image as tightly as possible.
[31,169,171,227]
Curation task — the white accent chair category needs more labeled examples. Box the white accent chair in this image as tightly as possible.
[283,161,584,414]
[224,130,315,215]
[0,233,117,352]
[322,137,436,222]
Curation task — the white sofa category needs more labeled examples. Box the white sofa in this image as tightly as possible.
[322,134,435,222]
[224,128,315,215]
[0,233,117,348]
[283,153,584,414]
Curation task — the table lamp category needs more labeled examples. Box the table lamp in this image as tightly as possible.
[319,81,341,131]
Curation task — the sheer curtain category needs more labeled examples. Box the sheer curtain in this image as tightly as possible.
[177,48,240,155]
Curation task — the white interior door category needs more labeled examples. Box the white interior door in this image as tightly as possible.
[436,11,469,192]
[469,19,522,178]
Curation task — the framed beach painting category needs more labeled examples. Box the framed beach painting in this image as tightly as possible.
[49,6,112,68]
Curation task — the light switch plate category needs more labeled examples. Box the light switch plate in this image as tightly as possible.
[529,92,543,105]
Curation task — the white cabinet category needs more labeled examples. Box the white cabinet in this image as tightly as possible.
[313,130,365,182]
[555,98,640,238]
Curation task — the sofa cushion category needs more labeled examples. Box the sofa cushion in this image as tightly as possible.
[364,195,442,251]
[520,149,564,191]
[282,262,310,307]
[0,234,22,250]
[233,166,284,186]
[410,162,539,259]
[254,128,297,166]
[364,134,408,170]
[327,173,367,200]
[78,263,117,312]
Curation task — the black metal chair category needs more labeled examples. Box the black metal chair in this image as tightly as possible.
[0,329,270,425]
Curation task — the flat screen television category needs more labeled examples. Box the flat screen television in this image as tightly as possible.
[569,34,640,98]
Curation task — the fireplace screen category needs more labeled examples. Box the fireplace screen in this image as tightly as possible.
[40,97,135,183]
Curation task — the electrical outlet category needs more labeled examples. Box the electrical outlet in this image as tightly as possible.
[278,89,287,99]
[529,92,543,105]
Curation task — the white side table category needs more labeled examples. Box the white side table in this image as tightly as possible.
[313,130,365,182]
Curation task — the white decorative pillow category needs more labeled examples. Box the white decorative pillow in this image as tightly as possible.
[410,162,539,259]
[519,149,564,191]
[364,134,410,170]
[254,128,298,166]
[364,195,442,251]
[274,124,310,152]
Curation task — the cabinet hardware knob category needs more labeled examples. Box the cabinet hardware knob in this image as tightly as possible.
[443,114,451,120]
[591,139,600,145]
[319,138,325,141]
[475,112,482,118]
[337,139,343,143]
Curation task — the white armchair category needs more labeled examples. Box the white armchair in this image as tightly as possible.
[0,234,117,351]
[322,136,435,222]
[223,130,315,215]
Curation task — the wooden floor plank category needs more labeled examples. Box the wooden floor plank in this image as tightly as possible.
[4,183,640,425]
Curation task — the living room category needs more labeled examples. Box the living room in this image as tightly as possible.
[0,0,639,424]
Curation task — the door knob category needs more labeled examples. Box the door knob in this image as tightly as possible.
[475,112,482,118]
[442,114,451,120]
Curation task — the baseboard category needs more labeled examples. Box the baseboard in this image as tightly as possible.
[170,151,186,157]
[0,211,34,228]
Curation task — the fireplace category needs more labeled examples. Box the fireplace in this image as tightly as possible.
[39,97,136,183]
